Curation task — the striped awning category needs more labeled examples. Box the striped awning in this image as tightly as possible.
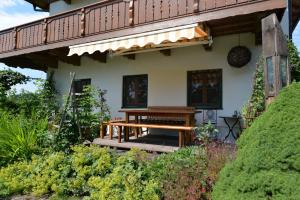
[68,24,209,56]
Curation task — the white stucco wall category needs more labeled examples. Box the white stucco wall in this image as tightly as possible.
[50,33,261,138]
[49,0,103,16]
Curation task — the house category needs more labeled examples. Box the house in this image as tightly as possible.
[0,0,299,147]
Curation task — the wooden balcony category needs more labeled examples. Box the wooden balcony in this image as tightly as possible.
[0,0,286,67]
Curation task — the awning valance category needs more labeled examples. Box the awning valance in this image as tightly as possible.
[68,24,209,56]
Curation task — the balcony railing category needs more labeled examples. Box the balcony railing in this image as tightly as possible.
[0,0,266,54]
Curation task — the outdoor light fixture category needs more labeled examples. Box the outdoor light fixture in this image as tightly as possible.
[262,14,290,100]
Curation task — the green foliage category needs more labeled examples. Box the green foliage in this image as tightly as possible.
[0,146,159,199]
[52,85,111,152]
[148,147,211,200]
[0,71,58,118]
[213,83,300,200]
[36,71,59,119]
[194,122,219,145]
[241,57,265,126]
[76,85,111,140]
[0,70,29,94]
[0,89,41,116]
[0,112,48,166]
[0,146,213,199]
[288,40,300,82]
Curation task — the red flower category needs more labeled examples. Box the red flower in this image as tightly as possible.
[201,187,206,193]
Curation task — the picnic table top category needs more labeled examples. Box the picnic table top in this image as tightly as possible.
[119,108,196,114]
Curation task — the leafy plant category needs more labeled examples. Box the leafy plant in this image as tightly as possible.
[194,122,219,145]
[148,147,212,200]
[241,57,265,127]
[213,83,300,199]
[0,69,29,94]
[0,146,159,199]
[52,85,111,152]
[36,71,59,119]
[288,40,300,82]
[0,112,48,166]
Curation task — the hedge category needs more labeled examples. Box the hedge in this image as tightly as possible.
[212,83,300,200]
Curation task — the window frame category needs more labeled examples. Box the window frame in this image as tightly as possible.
[187,69,223,109]
[122,74,148,109]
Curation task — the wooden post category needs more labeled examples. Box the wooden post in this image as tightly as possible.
[118,126,122,143]
[179,130,184,147]
[80,8,85,36]
[42,19,48,44]
[109,124,113,139]
[100,122,107,139]
[262,14,288,102]
[13,28,17,49]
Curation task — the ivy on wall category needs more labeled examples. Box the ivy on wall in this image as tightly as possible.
[241,57,265,127]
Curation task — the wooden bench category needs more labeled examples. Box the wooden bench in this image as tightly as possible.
[100,119,125,139]
[110,122,194,147]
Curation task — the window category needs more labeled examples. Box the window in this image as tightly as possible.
[266,57,275,95]
[122,74,148,108]
[73,79,91,94]
[280,56,288,88]
[187,69,222,109]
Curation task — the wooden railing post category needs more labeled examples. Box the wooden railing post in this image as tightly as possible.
[80,8,86,36]
[129,0,134,26]
[13,28,17,49]
[43,19,48,44]
[194,0,199,13]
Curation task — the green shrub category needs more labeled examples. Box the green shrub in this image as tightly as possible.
[213,83,300,200]
[0,146,212,199]
[0,112,48,166]
[288,40,300,82]
[0,146,160,199]
[148,147,211,200]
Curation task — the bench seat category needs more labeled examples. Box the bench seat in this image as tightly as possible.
[110,122,194,147]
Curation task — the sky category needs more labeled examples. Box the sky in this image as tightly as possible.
[0,0,299,92]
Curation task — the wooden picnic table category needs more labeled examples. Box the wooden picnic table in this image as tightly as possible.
[119,107,197,145]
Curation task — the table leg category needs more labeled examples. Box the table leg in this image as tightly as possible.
[125,113,129,141]
[223,118,239,141]
[109,124,113,140]
[117,126,122,143]
[179,130,184,147]
[185,114,191,145]
[134,115,139,138]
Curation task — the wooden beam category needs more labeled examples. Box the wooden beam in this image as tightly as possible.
[48,49,81,66]
[160,49,171,56]
[25,53,58,68]
[1,56,48,71]
[124,54,135,60]
[85,51,107,63]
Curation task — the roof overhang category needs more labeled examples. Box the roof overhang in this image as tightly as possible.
[291,0,300,31]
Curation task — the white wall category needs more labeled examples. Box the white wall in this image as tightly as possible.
[50,0,104,16]
[50,33,261,138]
